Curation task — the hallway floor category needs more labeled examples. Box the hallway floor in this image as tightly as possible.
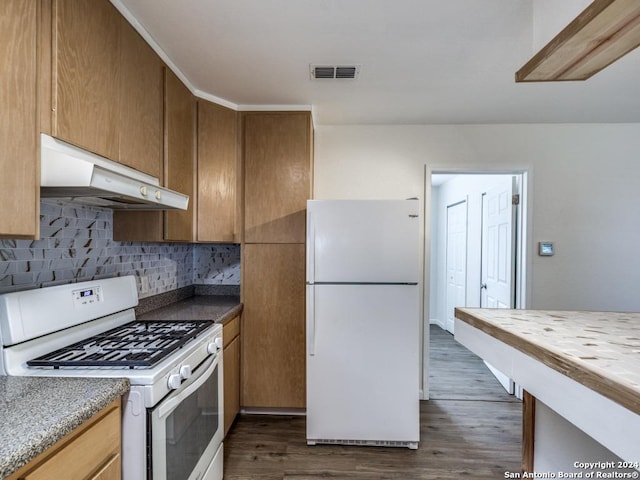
[223,325,522,479]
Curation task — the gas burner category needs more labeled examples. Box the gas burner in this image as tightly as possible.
[27,320,215,369]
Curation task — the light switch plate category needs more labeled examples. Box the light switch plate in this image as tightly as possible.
[539,242,554,256]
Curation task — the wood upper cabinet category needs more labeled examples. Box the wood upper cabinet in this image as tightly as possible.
[113,70,195,242]
[49,0,163,179]
[7,399,122,480]
[118,18,163,179]
[197,100,239,242]
[242,243,306,409]
[51,0,120,160]
[164,69,196,242]
[243,112,313,244]
[0,0,39,239]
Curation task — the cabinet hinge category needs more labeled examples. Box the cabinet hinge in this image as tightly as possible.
[512,194,520,206]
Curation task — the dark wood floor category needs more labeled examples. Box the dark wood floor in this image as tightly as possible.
[223,325,522,479]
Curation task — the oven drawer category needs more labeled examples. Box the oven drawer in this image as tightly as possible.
[9,399,121,480]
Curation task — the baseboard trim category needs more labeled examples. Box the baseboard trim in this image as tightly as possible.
[429,318,446,329]
[240,407,306,416]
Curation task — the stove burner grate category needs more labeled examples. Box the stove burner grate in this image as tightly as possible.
[27,320,215,369]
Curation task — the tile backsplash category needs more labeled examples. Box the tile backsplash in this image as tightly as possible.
[0,200,240,298]
[194,244,241,285]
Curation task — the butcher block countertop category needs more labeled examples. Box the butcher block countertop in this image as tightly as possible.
[0,376,129,479]
[137,295,242,325]
[454,308,640,415]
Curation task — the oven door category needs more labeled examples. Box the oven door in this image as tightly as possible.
[150,353,223,480]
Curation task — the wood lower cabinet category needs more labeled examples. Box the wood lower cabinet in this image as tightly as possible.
[197,100,239,242]
[243,112,313,244]
[51,0,121,160]
[0,0,39,239]
[8,399,122,480]
[223,315,241,435]
[89,454,120,480]
[242,244,306,408]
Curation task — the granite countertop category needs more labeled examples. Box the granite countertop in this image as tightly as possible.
[0,376,130,479]
[137,295,242,325]
[455,308,640,415]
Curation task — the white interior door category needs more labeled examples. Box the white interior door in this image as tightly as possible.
[445,201,467,334]
[481,178,516,393]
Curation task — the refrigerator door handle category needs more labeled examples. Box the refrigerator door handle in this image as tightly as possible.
[307,211,315,283]
[307,287,316,356]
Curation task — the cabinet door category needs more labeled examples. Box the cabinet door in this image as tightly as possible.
[118,18,163,178]
[0,0,38,238]
[16,401,121,480]
[242,244,306,408]
[90,454,121,480]
[164,69,195,241]
[243,113,312,243]
[53,0,120,159]
[197,100,238,242]
[113,69,194,243]
[223,335,240,436]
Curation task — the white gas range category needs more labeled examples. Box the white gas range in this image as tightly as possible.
[0,276,224,480]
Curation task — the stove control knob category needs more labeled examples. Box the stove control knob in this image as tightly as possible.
[179,365,192,380]
[215,337,223,349]
[207,340,220,354]
[167,373,182,390]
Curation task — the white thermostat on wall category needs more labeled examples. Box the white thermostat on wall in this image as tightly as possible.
[538,242,554,256]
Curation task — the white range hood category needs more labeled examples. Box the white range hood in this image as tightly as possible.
[40,134,189,210]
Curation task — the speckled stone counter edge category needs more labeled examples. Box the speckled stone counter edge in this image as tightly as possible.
[136,284,240,317]
[136,285,195,316]
[0,378,130,479]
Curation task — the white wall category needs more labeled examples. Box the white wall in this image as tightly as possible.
[532,0,591,51]
[315,123,640,312]
[534,402,622,474]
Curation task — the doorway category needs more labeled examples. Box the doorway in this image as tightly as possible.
[429,172,526,395]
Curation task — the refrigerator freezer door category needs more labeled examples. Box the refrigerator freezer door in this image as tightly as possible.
[307,199,420,284]
[306,284,420,444]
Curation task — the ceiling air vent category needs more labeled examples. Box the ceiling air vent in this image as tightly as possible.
[310,64,360,80]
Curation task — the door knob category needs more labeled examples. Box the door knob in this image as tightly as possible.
[480,283,487,290]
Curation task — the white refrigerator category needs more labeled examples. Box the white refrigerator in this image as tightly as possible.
[306,199,421,449]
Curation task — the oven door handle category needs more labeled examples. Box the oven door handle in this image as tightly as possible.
[157,353,219,419]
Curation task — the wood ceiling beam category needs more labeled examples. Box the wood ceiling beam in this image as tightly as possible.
[516,0,640,82]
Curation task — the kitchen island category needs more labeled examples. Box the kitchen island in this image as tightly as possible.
[454,308,640,476]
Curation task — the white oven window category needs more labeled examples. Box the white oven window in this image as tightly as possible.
[166,367,218,478]
[151,355,223,480]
